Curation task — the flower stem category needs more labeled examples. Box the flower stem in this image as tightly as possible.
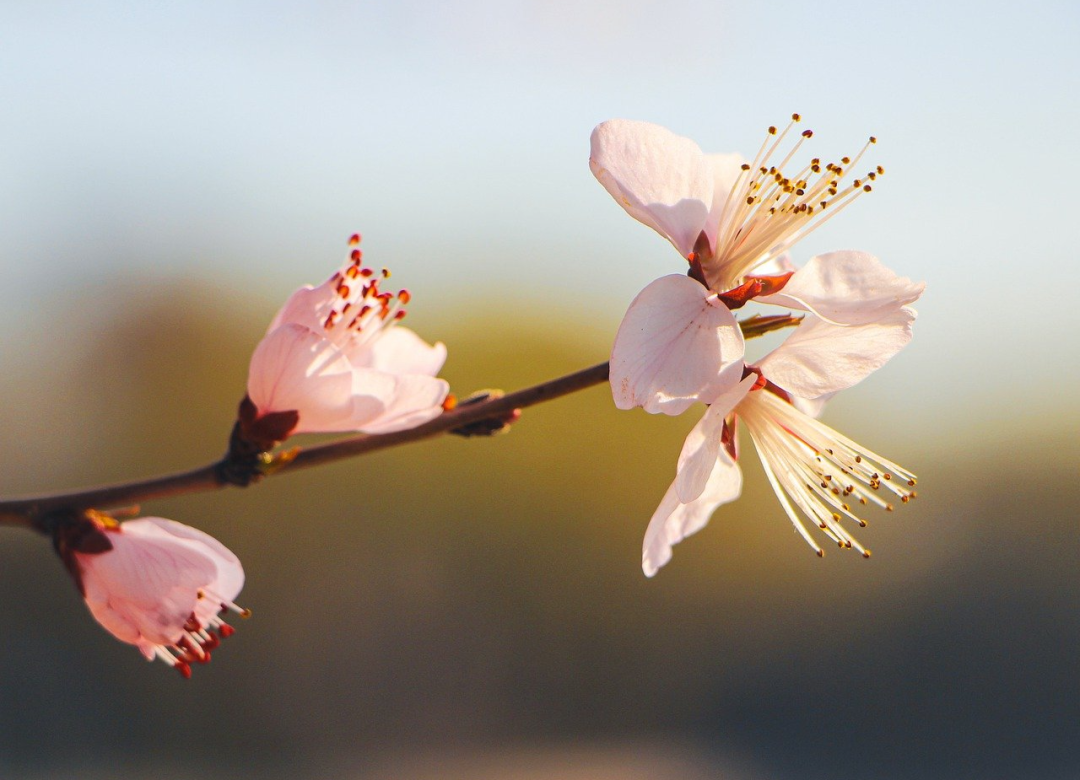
[0,362,611,530]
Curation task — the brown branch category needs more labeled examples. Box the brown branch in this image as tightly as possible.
[0,362,611,530]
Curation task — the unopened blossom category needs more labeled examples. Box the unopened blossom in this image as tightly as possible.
[55,513,247,677]
[642,307,920,577]
[241,234,449,448]
[591,117,923,414]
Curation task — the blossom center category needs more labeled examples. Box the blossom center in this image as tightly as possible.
[704,114,883,291]
[321,233,411,351]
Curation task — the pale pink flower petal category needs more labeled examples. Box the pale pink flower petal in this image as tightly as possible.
[247,323,367,433]
[756,251,925,325]
[266,284,327,335]
[643,454,743,578]
[69,516,248,677]
[758,309,916,400]
[590,119,714,257]
[675,374,757,502]
[355,372,450,434]
[349,326,448,377]
[610,274,745,416]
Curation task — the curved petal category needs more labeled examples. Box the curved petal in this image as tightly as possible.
[266,284,332,335]
[675,375,757,502]
[349,327,448,378]
[611,275,745,416]
[132,518,245,604]
[642,455,743,578]
[248,323,362,432]
[80,531,219,646]
[590,120,713,257]
[756,251,925,325]
[758,309,916,399]
[358,374,450,434]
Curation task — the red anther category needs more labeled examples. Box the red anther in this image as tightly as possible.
[348,233,361,246]
[801,129,813,138]
[218,623,235,638]
[197,651,212,665]
[359,305,372,317]
[398,289,411,304]
[330,272,342,283]
[336,283,350,298]
[323,312,338,329]
[346,266,360,279]
[381,268,390,278]
[341,303,352,315]
[202,633,221,651]
[360,268,374,278]
[350,248,361,262]
[176,662,193,680]
[442,394,458,412]
[393,310,407,320]
[183,615,200,632]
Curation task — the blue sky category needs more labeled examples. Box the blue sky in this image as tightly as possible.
[1,0,1077,428]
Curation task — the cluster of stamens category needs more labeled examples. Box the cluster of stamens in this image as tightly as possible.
[740,389,916,558]
[320,233,410,348]
[153,593,250,679]
[711,113,883,287]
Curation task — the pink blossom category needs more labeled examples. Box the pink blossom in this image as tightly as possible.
[642,307,920,577]
[57,514,247,677]
[241,234,449,447]
[591,118,923,415]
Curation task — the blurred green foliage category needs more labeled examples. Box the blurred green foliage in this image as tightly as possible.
[0,279,1076,779]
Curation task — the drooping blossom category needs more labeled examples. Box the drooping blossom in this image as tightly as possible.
[591,117,923,414]
[241,234,449,448]
[642,307,920,577]
[55,512,247,677]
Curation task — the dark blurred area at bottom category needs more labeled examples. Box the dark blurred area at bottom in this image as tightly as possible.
[0,281,1076,780]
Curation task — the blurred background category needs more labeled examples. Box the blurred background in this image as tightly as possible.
[0,1,1078,778]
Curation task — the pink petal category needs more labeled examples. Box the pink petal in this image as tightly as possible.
[266,284,329,335]
[642,455,743,578]
[675,375,757,502]
[133,518,245,604]
[758,309,916,399]
[247,323,363,432]
[756,251,925,325]
[610,275,745,416]
[590,120,714,257]
[80,527,220,646]
[348,327,447,377]
[358,374,450,434]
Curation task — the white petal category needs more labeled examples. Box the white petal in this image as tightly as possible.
[247,323,361,432]
[758,309,916,399]
[756,251,925,325]
[610,275,745,416]
[642,455,743,578]
[349,327,447,377]
[358,374,450,434]
[590,120,713,257]
[675,375,757,502]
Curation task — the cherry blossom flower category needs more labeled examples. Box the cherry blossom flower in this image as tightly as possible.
[240,234,449,448]
[591,117,923,415]
[642,308,920,577]
[55,513,248,678]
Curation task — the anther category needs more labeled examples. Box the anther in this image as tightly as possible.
[348,233,361,246]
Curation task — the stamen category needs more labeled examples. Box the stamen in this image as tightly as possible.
[705,117,882,291]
